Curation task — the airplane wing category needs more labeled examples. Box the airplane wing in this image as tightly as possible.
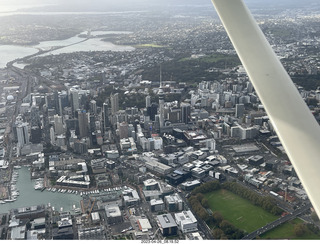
[211,0,320,217]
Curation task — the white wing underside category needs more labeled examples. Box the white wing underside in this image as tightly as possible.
[211,0,320,217]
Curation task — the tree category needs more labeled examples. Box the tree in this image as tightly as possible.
[212,228,224,239]
[201,198,209,208]
[294,223,307,237]
[196,193,204,202]
[213,211,223,224]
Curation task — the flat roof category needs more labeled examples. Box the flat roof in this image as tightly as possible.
[157,214,177,228]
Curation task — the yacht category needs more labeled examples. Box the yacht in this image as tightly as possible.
[4,198,15,202]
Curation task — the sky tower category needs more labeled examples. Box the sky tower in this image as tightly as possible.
[158,65,165,128]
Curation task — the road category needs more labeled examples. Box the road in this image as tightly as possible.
[242,203,312,240]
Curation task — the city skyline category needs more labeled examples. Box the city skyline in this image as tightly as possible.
[0,0,319,241]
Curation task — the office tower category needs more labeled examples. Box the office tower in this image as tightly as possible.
[50,126,55,145]
[78,110,89,138]
[58,91,69,116]
[70,88,79,115]
[147,103,158,121]
[90,100,97,115]
[45,93,55,109]
[181,103,191,124]
[146,95,151,108]
[54,114,64,135]
[110,93,119,115]
[30,106,41,127]
[30,126,42,144]
[103,102,109,132]
[119,122,128,139]
[17,122,29,147]
[236,104,245,118]
[89,114,96,132]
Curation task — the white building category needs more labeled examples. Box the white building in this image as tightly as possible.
[153,137,163,150]
[17,122,29,148]
[174,211,198,233]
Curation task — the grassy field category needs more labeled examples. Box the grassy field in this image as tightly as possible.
[180,53,240,65]
[260,218,320,240]
[204,189,278,233]
[135,43,165,48]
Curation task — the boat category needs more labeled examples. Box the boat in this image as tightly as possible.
[13,166,21,169]
[4,198,15,202]
[0,200,6,204]
[41,187,46,192]
[34,184,43,190]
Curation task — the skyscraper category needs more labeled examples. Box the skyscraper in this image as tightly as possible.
[110,93,119,115]
[70,88,79,115]
[58,91,69,116]
[16,122,29,148]
[181,103,191,124]
[236,104,245,118]
[146,95,151,108]
[119,122,129,139]
[103,102,109,132]
[54,114,64,135]
[78,110,89,138]
[90,100,97,115]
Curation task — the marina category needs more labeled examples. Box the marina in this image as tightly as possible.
[0,166,81,214]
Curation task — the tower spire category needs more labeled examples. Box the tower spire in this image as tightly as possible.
[160,64,162,88]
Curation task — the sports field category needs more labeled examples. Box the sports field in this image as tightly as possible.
[204,189,278,233]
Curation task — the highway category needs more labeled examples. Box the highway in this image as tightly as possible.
[242,203,312,240]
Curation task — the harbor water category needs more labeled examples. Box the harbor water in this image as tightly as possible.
[0,167,81,214]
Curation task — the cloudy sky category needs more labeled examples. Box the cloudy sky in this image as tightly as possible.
[0,0,318,13]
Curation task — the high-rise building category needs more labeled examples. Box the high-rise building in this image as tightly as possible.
[16,122,29,147]
[54,114,64,135]
[110,93,119,115]
[89,115,96,133]
[30,126,42,144]
[119,122,128,139]
[70,88,79,115]
[50,126,55,145]
[58,91,69,116]
[103,102,109,132]
[90,100,97,115]
[181,103,191,124]
[147,103,158,121]
[146,95,151,108]
[78,110,89,138]
[236,104,245,118]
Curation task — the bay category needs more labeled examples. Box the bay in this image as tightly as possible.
[0,31,134,69]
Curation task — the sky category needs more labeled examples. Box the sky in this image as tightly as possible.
[0,0,318,13]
